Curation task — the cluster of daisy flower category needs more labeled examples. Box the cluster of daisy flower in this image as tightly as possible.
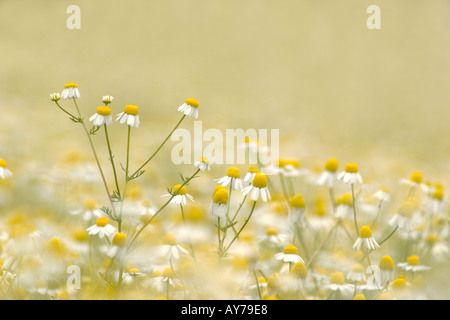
[0,82,448,300]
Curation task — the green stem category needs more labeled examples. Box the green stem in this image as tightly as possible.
[72,98,117,218]
[222,201,257,257]
[55,101,79,119]
[104,124,121,199]
[127,168,201,249]
[254,270,262,300]
[130,114,186,179]
[351,183,359,237]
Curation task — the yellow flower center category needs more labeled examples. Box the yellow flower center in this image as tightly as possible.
[247,166,259,173]
[353,293,366,300]
[351,263,364,273]
[425,233,438,244]
[252,173,268,188]
[291,261,307,279]
[185,98,199,108]
[397,201,415,218]
[289,194,305,209]
[407,255,420,266]
[283,244,298,255]
[198,156,209,163]
[345,163,359,173]
[129,267,140,274]
[162,232,178,246]
[112,232,127,247]
[359,225,372,238]
[0,159,7,168]
[379,255,394,271]
[329,271,345,285]
[64,82,78,88]
[391,277,407,289]
[83,199,97,210]
[380,186,390,193]
[226,167,240,179]
[267,273,280,289]
[173,184,187,195]
[265,227,278,236]
[324,158,338,172]
[96,217,109,227]
[337,193,353,207]
[410,171,422,184]
[432,188,443,201]
[162,267,175,278]
[96,106,112,116]
[285,158,300,168]
[213,188,229,205]
[124,105,139,116]
[141,200,152,207]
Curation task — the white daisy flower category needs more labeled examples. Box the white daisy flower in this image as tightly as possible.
[274,245,304,263]
[346,263,366,283]
[160,267,183,288]
[397,255,431,272]
[373,186,391,202]
[217,167,243,190]
[378,255,395,285]
[116,104,140,128]
[161,184,194,206]
[388,200,418,231]
[86,217,116,239]
[243,167,259,185]
[194,156,210,171]
[334,193,354,219]
[288,194,306,224]
[317,158,339,187]
[257,226,289,246]
[102,95,114,105]
[106,232,127,257]
[61,82,80,100]
[338,163,363,185]
[89,105,112,126]
[158,232,188,260]
[211,186,229,218]
[49,92,60,101]
[326,271,354,296]
[0,159,13,179]
[70,199,103,221]
[241,173,271,202]
[352,225,380,251]
[178,98,199,119]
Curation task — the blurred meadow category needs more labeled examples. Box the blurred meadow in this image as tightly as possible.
[1,0,450,300]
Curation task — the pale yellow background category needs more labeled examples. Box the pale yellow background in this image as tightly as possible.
[1,0,450,184]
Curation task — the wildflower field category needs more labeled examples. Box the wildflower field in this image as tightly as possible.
[1,1,450,301]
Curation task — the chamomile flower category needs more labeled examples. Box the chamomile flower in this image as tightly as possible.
[334,193,354,219]
[400,170,423,188]
[160,267,183,288]
[241,173,271,202]
[161,184,194,206]
[178,98,199,119]
[326,271,353,296]
[61,82,80,100]
[107,232,127,257]
[373,186,391,202]
[217,167,243,190]
[158,232,188,260]
[0,159,13,179]
[338,163,363,185]
[397,255,431,273]
[352,225,380,251]
[258,227,289,246]
[49,92,60,101]
[70,199,104,221]
[378,255,395,285]
[288,194,306,224]
[317,157,339,187]
[243,167,259,185]
[194,156,210,171]
[274,244,304,263]
[211,186,229,218]
[86,217,116,239]
[346,263,366,283]
[89,106,112,126]
[389,200,417,231]
[102,95,114,105]
[116,105,140,128]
